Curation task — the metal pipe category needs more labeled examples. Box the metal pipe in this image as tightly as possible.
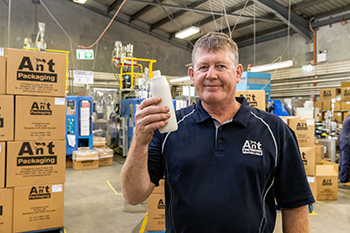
[271,76,350,86]
[313,28,317,64]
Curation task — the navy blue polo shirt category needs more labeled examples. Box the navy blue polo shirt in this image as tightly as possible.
[148,97,314,233]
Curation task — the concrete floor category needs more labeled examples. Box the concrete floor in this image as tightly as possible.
[64,156,350,233]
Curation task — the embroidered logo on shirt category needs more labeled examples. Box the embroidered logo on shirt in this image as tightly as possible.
[242,140,263,156]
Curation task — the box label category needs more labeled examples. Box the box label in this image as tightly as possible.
[52,185,62,193]
[0,48,3,56]
[55,98,65,105]
[17,156,57,166]
[17,57,57,82]
[307,119,314,125]
[307,176,315,183]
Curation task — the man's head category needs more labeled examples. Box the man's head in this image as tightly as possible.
[188,32,243,109]
[192,32,239,68]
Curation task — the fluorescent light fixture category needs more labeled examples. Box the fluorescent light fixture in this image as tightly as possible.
[175,26,200,39]
[250,60,293,72]
[170,77,191,83]
[73,0,87,4]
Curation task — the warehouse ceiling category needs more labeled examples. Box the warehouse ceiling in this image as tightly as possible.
[68,0,350,52]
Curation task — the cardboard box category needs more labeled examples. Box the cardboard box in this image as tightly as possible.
[341,82,350,88]
[334,101,341,111]
[314,145,324,164]
[319,88,339,101]
[313,101,321,109]
[0,142,5,188]
[6,49,66,97]
[95,147,114,167]
[152,179,165,194]
[72,150,99,170]
[15,96,65,141]
[13,184,64,233]
[0,188,13,233]
[235,90,265,111]
[289,118,315,147]
[341,87,350,101]
[0,95,14,141]
[299,147,316,176]
[148,193,166,232]
[343,112,349,121]
[341,101,350,110]
[321,159,339,171]
[6,140,66,187]
[316,165,338,200]
[321,100,331,111]
[334,111,343,122]
[307,176,317,201]
[66,157,73,168]
[93,137,106,148]
[0,48,5,95]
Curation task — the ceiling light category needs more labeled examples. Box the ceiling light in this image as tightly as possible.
[73,0,87,4]
[169,77,191,83]
[250,60,293,72]
[175,26,200,39]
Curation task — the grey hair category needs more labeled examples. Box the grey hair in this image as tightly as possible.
[191,32,239,67]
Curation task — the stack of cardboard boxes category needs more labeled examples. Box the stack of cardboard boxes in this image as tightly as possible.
[0,48,66,232]
[282,116,338,201]
[71,137,114,170]
[318,83,350,121]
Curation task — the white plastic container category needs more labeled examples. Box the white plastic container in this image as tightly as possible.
[150,70,178,133]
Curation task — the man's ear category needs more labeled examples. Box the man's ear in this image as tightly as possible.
[236,64,243,83]
[188,67,195,85]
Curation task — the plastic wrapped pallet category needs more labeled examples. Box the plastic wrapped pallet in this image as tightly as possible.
[72,150,99,170]
[95,147,114,167]
[93,137,106,148]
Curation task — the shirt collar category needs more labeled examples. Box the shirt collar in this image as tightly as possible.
[195,96,251,127]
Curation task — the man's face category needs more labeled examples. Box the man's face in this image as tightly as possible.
[188,49,243,106]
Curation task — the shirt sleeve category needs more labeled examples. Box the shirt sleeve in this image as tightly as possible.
[274,124,315,208]
[148,130,164,187]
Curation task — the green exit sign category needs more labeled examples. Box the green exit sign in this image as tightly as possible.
[302,65,313,72]
[76,49,94,60]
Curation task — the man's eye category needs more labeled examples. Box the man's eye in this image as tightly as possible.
[199,66,208,70]
[217,65,226,70]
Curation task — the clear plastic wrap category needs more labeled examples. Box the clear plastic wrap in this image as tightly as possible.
[94,147,114,158]
[72,150,99,161]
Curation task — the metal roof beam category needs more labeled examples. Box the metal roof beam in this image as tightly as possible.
[150,0,207,31]
[253,0,312,40]
[314,5,350,20]
[129,0,164,22]
[193,1,255,28]
[128,0,280,22]
[291,0,329,11]
[108,0,123,13]
[68,0,192,52]
[234,25,297,47]
[312,12,350,28]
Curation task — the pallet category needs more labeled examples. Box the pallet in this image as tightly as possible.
[22,227,65,233]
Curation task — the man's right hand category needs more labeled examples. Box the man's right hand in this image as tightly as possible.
[133,97,170,146]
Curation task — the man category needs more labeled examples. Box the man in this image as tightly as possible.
[121,32,314,232]
[338,113,350,186]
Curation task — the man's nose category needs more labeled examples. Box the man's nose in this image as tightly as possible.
[206,66,218,79]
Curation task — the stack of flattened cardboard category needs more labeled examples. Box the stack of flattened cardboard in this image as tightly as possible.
[0,48,66,232]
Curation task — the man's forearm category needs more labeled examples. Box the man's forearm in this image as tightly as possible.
[120,141,154,205]
[281,205,309,233]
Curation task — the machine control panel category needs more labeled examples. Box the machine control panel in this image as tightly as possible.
[66,100,76,115]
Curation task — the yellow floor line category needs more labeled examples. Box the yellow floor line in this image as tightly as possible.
[277,211,317,216]
[139,212,148,233]
[106,180,122,195]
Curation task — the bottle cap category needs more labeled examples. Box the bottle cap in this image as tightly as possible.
[153,70,161,77]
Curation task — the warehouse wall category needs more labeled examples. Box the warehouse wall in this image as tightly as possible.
[239,21,350,69]
[0,0,191,77]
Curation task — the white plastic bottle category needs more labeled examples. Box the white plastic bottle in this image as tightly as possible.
[150,70,178,133]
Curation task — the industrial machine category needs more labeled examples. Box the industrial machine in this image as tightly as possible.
[66,96,93,156]
[237,72,271,100]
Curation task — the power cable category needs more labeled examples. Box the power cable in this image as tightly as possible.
[222,0,232,38]
[230,0,250,38]
[209,0,219,31]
